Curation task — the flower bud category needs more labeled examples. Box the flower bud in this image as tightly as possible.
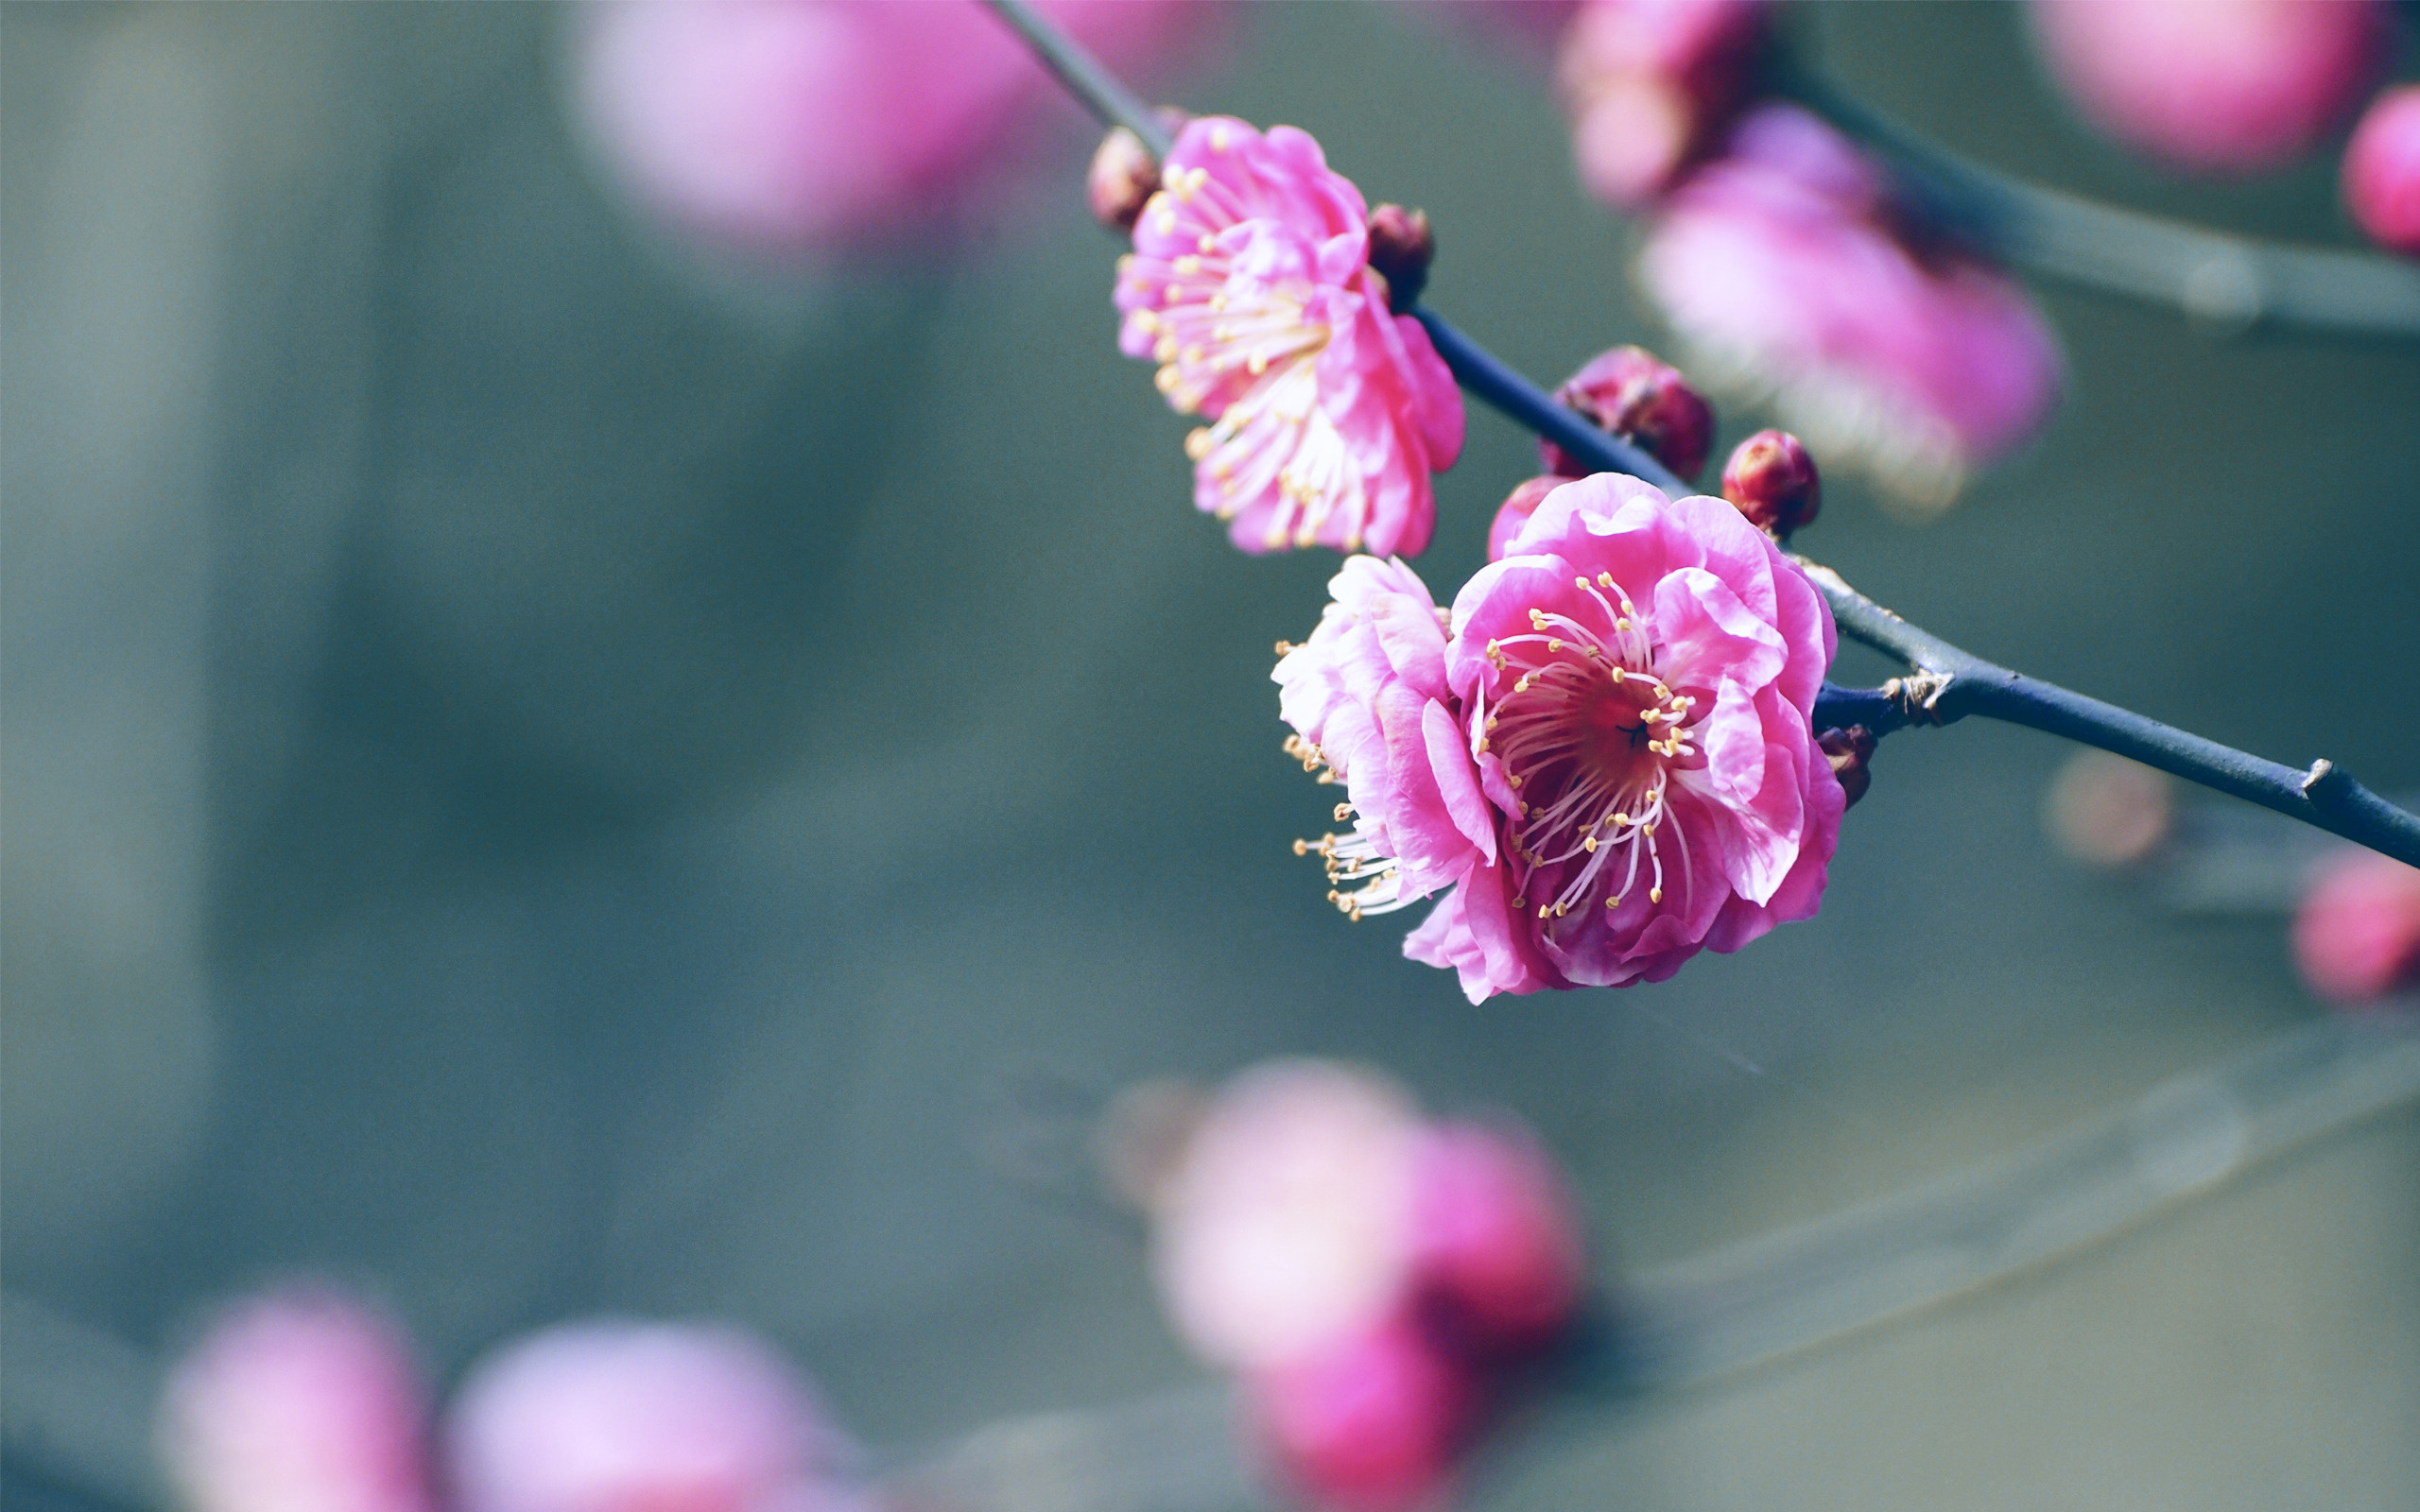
[1720,428,1821,538]
[1486,474,1578,561]
[2292,852,2420,1005]
[2343,85,2420,257]
[1365,204,1435,313]
[1817,726,1876,810]
[1407,1123,1586,1356]
[1247,1317,1473,1512]
[1540,345,1714,482]
[1088,127,1162,232]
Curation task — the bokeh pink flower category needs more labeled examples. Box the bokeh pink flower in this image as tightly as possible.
[576,0,1209,256]
[447,1321,859,1512]
[2343,86,2420,257]
[158,1286,435,1512]
[2291,852,2420,1006]
[1558,0,1773,208]
[1117,116,1465,557]
[1638,105,2063,510]
[2029,0,2394,175]
[1279,474,1841,1001]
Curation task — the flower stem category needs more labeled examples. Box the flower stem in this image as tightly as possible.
[1772,64,2420,340]
[987,2,2420,868]
[981,0,1174,159]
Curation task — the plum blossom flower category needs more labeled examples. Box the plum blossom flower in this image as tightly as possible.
[1277,474,1841,1001]
[2292,852,2420,1006]
[1117,117,1465,557]
[447,1321,861,1512]
[1639,105,2063,511]
[576,0,1208,256]
[2029,0,2394,175]
[158,1286,434,1512]
[2344,86,2420,258]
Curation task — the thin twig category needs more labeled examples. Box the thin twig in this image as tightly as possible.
[1773,64,2420,340]
[988,3,2420,868]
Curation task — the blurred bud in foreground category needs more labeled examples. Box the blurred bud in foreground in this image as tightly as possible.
[1366,204,1437,313]
[2292,852,2420,1006]
[2044,750,2174,868]
[1141,1060,1589,1511]
[1720,427,1819,538]
[1559,0,1772,208]
[159,1286,433,1512]
[447,1322,858,1512]
[1088,128,1163,233]
[2343,86,2420,257]
[1486,474,1579,561]
[1817,726,1876,811]
[1639,105,2063,514]
[574,0,1209,258]
[2028,0,2394,175]
[1540,345,1715,481]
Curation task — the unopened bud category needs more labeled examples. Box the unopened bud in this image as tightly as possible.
[1817,726,1875,809]
[1540,345,1713,482]
[2343,85,2420,257]
[1365,204,1435,313]
[1089,127,1161,232]
[1487,475,1577,561]
[1720,428,1821,538]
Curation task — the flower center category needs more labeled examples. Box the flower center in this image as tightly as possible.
[1478,574,1706,922]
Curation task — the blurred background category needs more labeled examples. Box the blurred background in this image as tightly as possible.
[4,3,2416,1508]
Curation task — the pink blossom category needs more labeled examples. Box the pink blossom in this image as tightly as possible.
[1559,0,1772,207]
[1116,117,1464,557]
[1639,105,2063,510]
[2291,852,2420,1005]
[1408,1123,1587,1354]
[1279,474,1841,1001]
[1245,1316,1473,1512]
[1150,1059,1424,1370]
[157,1286,434,1512]
[576,0,1207,255]
[2030,0,2394,175]
[446,1322,857,1512]
[2344,86,2420,257]
[1488,475,1579,563]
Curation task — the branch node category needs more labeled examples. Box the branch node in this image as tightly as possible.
[1881,672,1953,725]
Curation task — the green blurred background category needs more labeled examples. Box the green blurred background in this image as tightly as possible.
[4,3,2416,1507]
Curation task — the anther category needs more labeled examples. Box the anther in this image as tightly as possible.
[1649,886,1663,903]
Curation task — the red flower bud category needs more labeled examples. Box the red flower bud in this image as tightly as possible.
[1817,726,1876,810]
[1365,204,1435,313]
[1248,1318,1473,1512]
[1539,345,1714,481]
[1720,428,1821,538]
[1087,126,1161,232]
[1407,1123,1586,1357]
[1485,475,1578,561]
[2293,852,2420,1005]
[2343,85,2420,257]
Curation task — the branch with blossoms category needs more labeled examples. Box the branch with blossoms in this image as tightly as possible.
[986,0,2420,1008]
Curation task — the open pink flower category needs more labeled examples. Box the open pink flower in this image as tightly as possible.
[1278,474,1841,1001]
[158,1286,434,1512]
[577,0,1208,255]
[1639,105,2062,511]
[1117,117,1464,556]
[2030,0,2393,175]
[446,1321,858,1512]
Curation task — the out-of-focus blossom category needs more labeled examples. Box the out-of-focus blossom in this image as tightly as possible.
[1116,117,1464,557]
[1539,345,1716,482]
[2043,750,2173,868]
[1278,476,1841,1001]
[158,1286,434,1512]
[576,0,1206,255]
[1150,1060,1424,1370]
[1247,1317,1473,1512]
[1407,1124,1587,1354]
[1088,127,1165,233]
[1639,105,2063,511]
[2344,86,2420,257]
[2291,852,2420,1005]
[1720,427,1819,538]
[447,1322,858,1512]
[1559,0,1772,208]
[2029,0,2394,175]
[1488,475,1579,562]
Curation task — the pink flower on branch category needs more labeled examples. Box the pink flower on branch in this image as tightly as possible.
[1278,475,1841,1001]
[1117,117,1465,557]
